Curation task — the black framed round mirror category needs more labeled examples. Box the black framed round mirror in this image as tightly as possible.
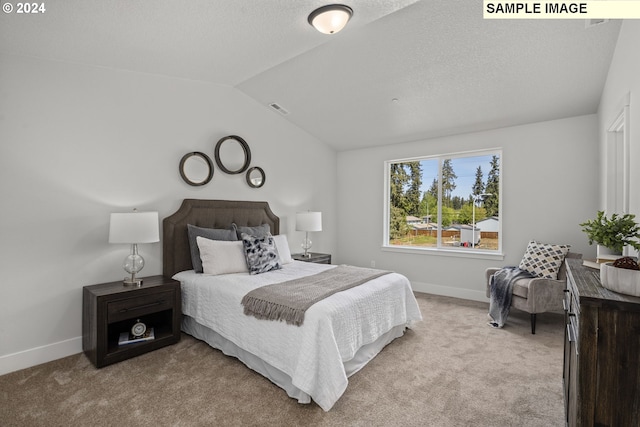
[214,135,251,174]
[246,166,265,188]
[179,152,214,186]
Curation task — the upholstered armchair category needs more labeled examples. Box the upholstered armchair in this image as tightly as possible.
[485,252,582,334]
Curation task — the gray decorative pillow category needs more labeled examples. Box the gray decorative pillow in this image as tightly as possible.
[233,223,271,240]
[518,240,570,279]
[241,233,281,275]
[187,224,237,273]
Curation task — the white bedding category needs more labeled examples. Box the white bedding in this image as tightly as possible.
[174,261,422,411]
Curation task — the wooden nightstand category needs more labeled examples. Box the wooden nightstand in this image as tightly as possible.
[292,252,332,264]
[82,275,181,368]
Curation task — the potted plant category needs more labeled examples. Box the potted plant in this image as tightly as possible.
[581,211,640,296]
[580,210,640,257]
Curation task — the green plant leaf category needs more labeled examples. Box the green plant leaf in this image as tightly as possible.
[580,211,640,253]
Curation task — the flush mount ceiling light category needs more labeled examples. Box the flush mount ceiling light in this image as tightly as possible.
[308,4,353,34]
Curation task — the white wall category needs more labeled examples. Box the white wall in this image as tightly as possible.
[336,115,599,301]
[598,21,640,219]
[0,53,337,374]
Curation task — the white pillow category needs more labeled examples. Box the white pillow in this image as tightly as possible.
[196,236,248,275]
[272,234,293,264]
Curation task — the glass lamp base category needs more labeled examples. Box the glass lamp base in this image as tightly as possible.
[301,235,312,257]
[123,276,143,287]
[122,245,144,286]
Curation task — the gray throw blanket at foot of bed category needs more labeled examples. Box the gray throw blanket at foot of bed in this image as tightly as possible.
[488,266,534,328]
[241,265,392,326]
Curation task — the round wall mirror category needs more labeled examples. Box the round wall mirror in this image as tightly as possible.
[179,152,214,186]
[214,135,251,174]
[246,166,265,188]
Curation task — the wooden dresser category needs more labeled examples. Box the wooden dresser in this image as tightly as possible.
[563,258,640,426]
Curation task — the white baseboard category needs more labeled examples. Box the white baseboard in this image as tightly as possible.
[411,281,488,303]
[0,336,82,376]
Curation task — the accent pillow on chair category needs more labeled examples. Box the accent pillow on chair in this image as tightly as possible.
[518,240,571,279]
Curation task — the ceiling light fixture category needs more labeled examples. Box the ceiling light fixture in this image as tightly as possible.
[308,4,353,34]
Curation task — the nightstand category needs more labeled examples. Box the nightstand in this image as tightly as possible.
[82,275,181,368]
[292,252,332,264]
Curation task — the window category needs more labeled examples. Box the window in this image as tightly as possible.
[384,149,501,254]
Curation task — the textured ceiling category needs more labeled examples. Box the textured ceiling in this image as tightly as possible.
[0,0,622,151]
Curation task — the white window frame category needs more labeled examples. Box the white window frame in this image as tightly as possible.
[382,148,504,260]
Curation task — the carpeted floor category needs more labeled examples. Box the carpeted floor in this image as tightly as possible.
[0,293,566,427]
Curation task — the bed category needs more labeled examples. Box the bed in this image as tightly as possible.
[163,199,422,411]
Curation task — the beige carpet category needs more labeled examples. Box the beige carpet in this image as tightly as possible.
[0,294,566,427]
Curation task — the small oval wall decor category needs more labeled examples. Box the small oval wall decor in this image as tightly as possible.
[246,166,265,188]
[179,152,214,186]
[214,135,251,174]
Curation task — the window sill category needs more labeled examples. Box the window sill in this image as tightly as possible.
[381,245,505,261]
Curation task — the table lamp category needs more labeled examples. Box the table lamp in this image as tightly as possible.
[296,211,322,258]
[109,209,159,286]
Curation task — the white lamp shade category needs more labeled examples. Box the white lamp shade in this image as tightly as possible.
[109,211,160,244]
[296,212,322,232]
[308,5,353,34]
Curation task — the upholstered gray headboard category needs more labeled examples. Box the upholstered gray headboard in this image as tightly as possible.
[162,199,280,277]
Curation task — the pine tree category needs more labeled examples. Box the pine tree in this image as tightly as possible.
[389,161,423,239]
[441,159,457,207]
[484,155,500,217]
[390,163,409,212]
[405,162,422,216]
[472,165,485,197]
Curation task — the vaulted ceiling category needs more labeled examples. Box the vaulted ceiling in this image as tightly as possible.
[0,0,622,151]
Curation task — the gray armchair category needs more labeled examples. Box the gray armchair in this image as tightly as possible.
[485,252,582,334]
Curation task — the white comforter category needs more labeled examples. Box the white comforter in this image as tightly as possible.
[174,261,422,411]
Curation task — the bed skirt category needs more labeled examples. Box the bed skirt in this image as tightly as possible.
[181,315,407,407]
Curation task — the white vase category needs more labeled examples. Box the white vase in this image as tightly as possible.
[596,245,622,262]
[600,262,640,297]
